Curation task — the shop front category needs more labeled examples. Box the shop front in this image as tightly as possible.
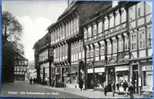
[115,65,129,92]
[87,67,105,89]
[142,65,153,92]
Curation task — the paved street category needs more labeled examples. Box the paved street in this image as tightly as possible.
[0,81,85,98]
[0,81,152,98]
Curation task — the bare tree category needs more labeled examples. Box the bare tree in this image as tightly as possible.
[2,11,22,43]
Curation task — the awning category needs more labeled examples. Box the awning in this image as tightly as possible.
[115,66,129,72]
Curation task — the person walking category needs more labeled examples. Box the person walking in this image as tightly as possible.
[128,82,134,99]
[104,84,109,96]
[116,82,120,93]
[111,81,116,96]
[79,78,83,91]
[123,80,128,94]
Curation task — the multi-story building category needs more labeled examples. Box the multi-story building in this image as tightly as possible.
[14,53,28,81]
[47,1,112,87]
[83,1,152,93]
[33,33,52,85]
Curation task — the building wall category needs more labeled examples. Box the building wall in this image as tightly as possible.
[83,1,152,92]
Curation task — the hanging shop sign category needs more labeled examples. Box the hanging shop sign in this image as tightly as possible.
[115,66,129,72]
[95,67,105,73]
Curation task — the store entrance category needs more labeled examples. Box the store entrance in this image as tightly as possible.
[132,65,138,93]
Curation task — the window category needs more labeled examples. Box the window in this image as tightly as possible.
[145,1,152,15]
[109,14,114,28]
[129,5,136,22]
[124,34,129,50]
[121,8,126,23]
[88,26,92,39]
[66,23,68,37]
[100,41,104,60]
[112,37,117,54]
[138,29,146,49]
[84,27,88,40]
[90,45,94,59]
[93,23,97,36]
[146,14,152,23]
[131,31,137,50]
[137,2,144,18]
[94,43,99,61]
[98,20,102,33]
[118,35,123,52]
[147,26,152,48]
[143,71,146,86]
[107,40,111,55]
[115,11,120,26]
[104,17,108,30]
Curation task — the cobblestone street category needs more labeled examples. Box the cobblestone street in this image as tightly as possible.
[0,81,85,98]
[0,81,151,98]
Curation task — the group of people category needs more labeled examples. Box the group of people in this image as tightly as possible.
[104,80,134,98]
[29,78,37,84]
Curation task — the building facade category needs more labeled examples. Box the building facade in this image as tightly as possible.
[33,1,152,94]
[47,1,112,87]
[33,33,52,85]
[83,1,152,93]
[14,53,28,81]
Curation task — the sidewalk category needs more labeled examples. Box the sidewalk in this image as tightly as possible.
[40,85,148,98]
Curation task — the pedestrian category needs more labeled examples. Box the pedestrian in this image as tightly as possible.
[29,78,32,84]
[116,82,120,93]
[111,81,115,96]
[123,80,128,94]
[79,78,83,91]
[104,84,108,96]
[128,82,134,99]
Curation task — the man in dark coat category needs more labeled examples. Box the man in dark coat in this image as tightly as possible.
[111,82,116,96]
[79,78,83,91]
[123,80,128,94]
[128,82,134,98]
[104,84,109,96]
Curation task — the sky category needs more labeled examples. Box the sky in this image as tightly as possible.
[3,0,68,61]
